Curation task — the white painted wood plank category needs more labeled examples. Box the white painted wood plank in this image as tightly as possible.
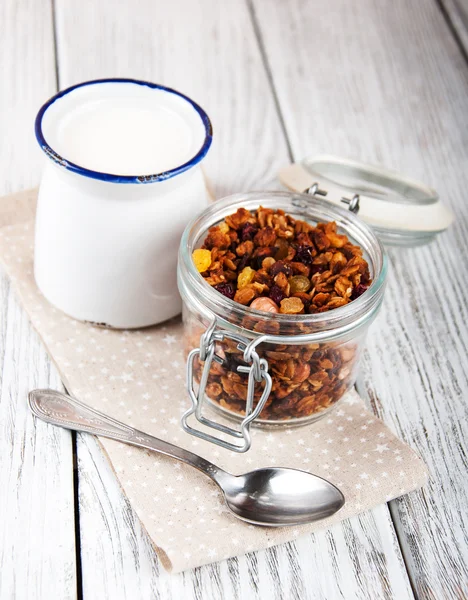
[0,289,76,600]
[0,0,56,196]
[251,0,468,597]
[0,0,77,598]
[0,0,76,600]
[54,1,414,598]
[441,0,468,56]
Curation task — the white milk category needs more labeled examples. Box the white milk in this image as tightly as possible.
[54,97,194,175]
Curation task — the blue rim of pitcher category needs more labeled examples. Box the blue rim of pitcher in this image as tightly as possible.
[34,78,213,184]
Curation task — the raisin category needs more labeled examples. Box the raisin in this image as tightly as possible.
[237,267,256,289]
[310,264,325,276]
[269,284,286,306]
[295,245,314,266]
[240,222,258,241]
[270,261,293,278]
[214,282,235,299]
[289,275,311,294]
[237,254,250,272]
[192,249,212,273]
[351,283,368,300]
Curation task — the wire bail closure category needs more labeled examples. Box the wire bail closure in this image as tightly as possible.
[181,319,273,452]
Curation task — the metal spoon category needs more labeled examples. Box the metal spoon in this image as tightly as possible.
[28,389,345,527]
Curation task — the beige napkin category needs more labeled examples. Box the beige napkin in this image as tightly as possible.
[0,189,427,573]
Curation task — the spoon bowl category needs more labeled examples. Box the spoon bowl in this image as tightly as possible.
[223,467,345,526]
[29,389,345,527]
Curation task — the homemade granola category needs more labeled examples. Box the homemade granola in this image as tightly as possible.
[188,206,372,421]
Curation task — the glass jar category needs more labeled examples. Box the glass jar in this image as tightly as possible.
[178,191,387,451]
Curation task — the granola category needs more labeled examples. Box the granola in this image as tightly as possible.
[193,206,371,314]
[186,334,361,421]
[188,206,371,422]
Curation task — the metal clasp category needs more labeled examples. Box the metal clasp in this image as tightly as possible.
[340,193,360,213]
[306,182,328,197]
[304,182,361,214]
[181,320,272,452]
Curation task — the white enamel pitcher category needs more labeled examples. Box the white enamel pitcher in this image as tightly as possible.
[34,78,212,328]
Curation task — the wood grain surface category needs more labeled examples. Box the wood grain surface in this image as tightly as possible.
[251,0,468,597]
[0,0,467,598]
[441,0,468,57]
[0,1,77,599]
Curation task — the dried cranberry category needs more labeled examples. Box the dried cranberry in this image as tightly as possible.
[240,222,258,241]
[270,261,293,278]
[351,283,368,300]
[295,245,314,266]
[214,282,235,300]
[269,285,286,305]
[310,264,325,276]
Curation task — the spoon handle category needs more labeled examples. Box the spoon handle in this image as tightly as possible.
[28,389,229,486]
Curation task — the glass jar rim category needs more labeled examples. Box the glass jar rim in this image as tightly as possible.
[178,191,388,340]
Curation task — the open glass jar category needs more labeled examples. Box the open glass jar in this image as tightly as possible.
[178,191,387,451]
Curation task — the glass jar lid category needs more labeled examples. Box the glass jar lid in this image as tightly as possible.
[279,155,454,246]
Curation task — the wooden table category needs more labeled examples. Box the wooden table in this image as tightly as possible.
[1,1,467,598]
